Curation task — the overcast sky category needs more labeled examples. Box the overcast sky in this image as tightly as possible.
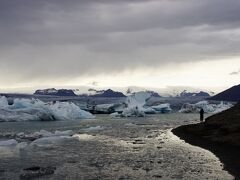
[0,0,240,91]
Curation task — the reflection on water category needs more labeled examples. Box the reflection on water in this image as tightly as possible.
[0,113,233,179]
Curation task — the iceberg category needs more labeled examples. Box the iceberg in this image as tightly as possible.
[121,107,145,117]
[49,101,94,120]
[143,107,157,114]
[0,96,8,108]
[31,136,73,147]
[82,126,104,132]
[16,130,75,140]
[179,101,233,114]
[151,103,172,113]
[110,92,172,117]
[122,91,152,117]
[0,139,27,152]
[0,96,94,122]
[111,91,151,117]
[0,139,18,147]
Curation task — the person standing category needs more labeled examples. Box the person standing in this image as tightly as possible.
[200,108,204,122]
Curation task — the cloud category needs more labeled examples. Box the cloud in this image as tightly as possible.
[0,0,240,85]
[230,69,240,75]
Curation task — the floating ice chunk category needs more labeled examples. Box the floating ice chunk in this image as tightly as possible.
[212,101,233,114]
[143,107,157,114]
[125,91,151,109]
[49,101,95,120]
[0,96,8,108]
[122,107,145,117]
[115,92,151,117]
[31,136,73,147]
[0,139,27,157]
[82,126,104,132]
[0,139,18,147]
[73,134,95,141]
[54,130,74,136]
[95,104,115,113]
[110,112,120,117]
[179,101,233,114]
[16,142,28,149]
[151,103,172,113]
[15,130,75,142]
[0,96,94,122]
[120,92,172,116]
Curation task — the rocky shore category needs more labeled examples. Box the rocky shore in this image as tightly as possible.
[172,103,240,179]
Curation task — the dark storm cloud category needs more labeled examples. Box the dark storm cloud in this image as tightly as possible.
[0,0,240,84]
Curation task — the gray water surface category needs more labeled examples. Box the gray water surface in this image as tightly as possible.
[0,113,233,180]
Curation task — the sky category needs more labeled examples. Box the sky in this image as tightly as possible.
[0,0,240,92]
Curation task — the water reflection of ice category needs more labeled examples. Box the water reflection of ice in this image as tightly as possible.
[0,140,27,158]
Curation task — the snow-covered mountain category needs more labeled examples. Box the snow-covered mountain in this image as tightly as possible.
[1,85,222,98]
[87,89,126,98]
[179,90,211,97]
[34,88,77,96]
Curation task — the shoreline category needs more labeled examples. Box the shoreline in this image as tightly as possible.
[172,124,240,180]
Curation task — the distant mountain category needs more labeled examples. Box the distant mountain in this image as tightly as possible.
[34,88,77,96]
[89,89,126,98]
[146,91,161,97]
[179,90,211,97]
[126,88,161,97]
[209,84,240,102]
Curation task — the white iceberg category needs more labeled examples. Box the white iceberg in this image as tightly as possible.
[151,103,172,113]
[0,139,27,153]
[143,107,157,114]
[121,107,145,117]
[110,92,172,117]
[31,136,73,147]
[0,96,94,122]
[95,104,115,113]
[49,101,94,120]
[82,126,104,132]
[125,91,151,109]
[111,91,151,117]
[94,103,125,114]
[16,130,75,140]
[0,139,18,147]
[179,101,233,114]
[212,101,233,114]
[0,96,8,108]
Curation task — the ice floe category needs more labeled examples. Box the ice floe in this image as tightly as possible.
[82,126,104,132]
[31,136,73,147]
[0,96,94,122]
[0,139,18,147]
[0,139,28,155]
[16,130,74,141]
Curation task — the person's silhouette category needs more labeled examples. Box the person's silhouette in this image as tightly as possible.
[200,108,204,122]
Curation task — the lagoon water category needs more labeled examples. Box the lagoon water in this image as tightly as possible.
[0,113,233,180]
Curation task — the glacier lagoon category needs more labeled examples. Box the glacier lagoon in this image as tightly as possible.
[0,113,233,180]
